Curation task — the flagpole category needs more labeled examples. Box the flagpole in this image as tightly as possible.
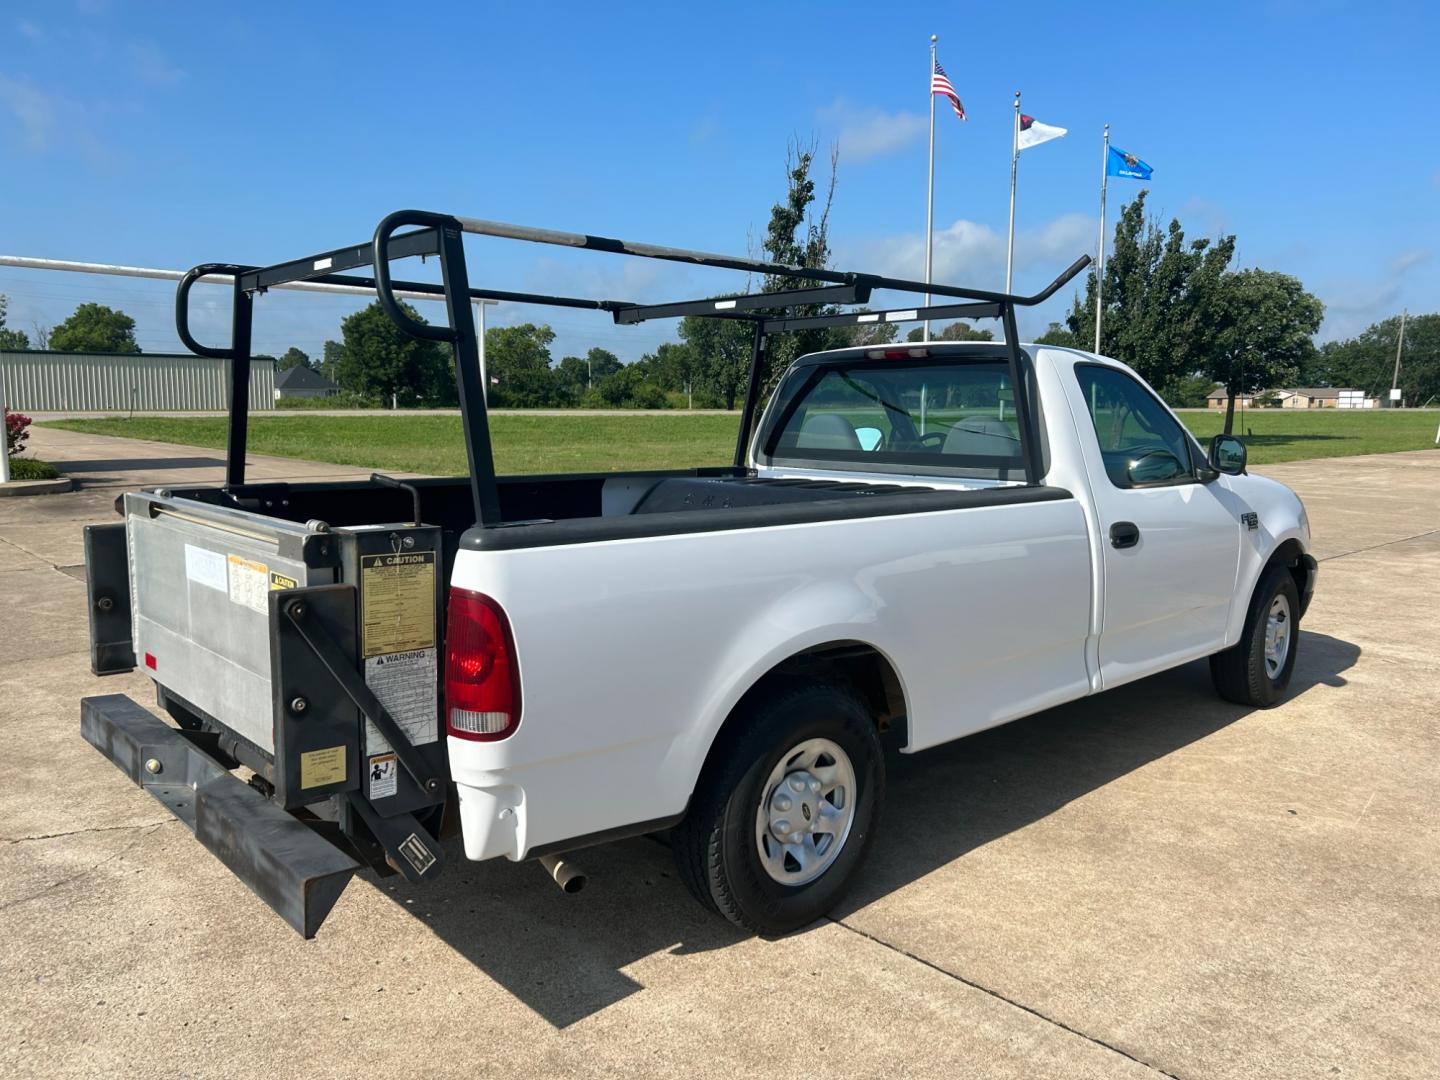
[1005,90,1020,294]
[923,34,937,343]
[1094,123,1110,354]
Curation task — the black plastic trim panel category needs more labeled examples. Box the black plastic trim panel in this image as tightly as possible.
[526,812,688,859]
[463,484,1074,551]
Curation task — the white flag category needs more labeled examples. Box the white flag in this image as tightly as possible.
[1017,114,1066,151]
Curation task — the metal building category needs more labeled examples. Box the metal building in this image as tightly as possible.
[0,351,275,412]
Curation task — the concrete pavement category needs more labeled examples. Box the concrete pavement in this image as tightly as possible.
[2,427,1438,1079]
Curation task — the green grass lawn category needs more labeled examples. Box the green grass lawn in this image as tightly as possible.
[40,408,1438,475]
[41,414,743,475]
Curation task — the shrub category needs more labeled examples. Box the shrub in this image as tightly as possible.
[275,392,383,410]
[7,457,60,481]
[5,411,31,457]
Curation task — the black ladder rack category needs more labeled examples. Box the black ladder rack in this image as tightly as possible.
[175,208,1090,525]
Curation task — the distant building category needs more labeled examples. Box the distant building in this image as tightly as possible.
[1206,387,1257,410]
[274,364,339,400]
[1274,388,1373,409]
[0,350,275,412]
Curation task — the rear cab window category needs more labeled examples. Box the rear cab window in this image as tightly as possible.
[760,357,1030,482]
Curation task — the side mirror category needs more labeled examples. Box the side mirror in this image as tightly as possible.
[1209,434,1247,475]
[1126,449,1186,485]
[854,426,883,452]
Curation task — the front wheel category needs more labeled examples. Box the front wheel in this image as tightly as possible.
[1210,564,1300,707]
[672,680,885,936]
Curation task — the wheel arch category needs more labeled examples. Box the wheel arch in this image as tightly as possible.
[691,639,909,793]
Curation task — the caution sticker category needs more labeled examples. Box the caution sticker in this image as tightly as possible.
[368,753,398,800]
[269,571,299,590]
[300,745,346,789]
[360,552,436,657]
[227,555,269,613]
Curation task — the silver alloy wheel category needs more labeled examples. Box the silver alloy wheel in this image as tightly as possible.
[1264,593,1292,679]
[754,737,858,887]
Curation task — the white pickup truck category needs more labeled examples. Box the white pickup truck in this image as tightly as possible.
[81,212,1316,938]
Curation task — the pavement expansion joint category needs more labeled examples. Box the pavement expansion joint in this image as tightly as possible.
[1317,528,1440,564]
[830,917,1187,1080]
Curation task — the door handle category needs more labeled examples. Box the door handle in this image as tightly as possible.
[1109,521,1141,549]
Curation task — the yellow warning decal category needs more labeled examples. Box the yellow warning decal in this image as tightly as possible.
[227,555,269,614]
[360,551,436,658]
[270,571,299,590]
[300,745,346,788]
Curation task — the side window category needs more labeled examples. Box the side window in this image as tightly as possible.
[1075,365,1194,489]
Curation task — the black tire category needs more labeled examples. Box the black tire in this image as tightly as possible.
[1210,563,1300,707]
[672,679,885,937]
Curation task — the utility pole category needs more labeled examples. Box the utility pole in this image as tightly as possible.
[1390,309,1407,407]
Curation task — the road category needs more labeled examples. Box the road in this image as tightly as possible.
[3,426,1438,1079]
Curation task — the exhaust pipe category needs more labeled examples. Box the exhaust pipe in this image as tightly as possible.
[538,853,587,894]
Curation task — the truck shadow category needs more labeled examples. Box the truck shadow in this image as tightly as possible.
[374,629,1359,1029]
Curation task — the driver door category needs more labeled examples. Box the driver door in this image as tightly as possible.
[1071,364,1241,688]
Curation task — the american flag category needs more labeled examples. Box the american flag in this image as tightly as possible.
[932,61,965,121]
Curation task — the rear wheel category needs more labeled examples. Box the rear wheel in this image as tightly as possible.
[672,680,884,936]
[1210,564,1300,707]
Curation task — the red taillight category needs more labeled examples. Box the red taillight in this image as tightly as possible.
[444,588,521,742]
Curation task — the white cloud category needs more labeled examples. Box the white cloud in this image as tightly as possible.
[129,38,186,86]
[843,213,1095,288]
[818,99,927,163]
[0,74,58,152]
[1315,252,1427,342]
[1390,248,1432,276]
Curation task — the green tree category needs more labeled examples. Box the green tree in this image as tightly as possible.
[585,347,623,383]
[1165,373,1219,409]
[485,323,559,407]
[680,140,842,409]
[279,346,311,371]
[337,301,453,406]
[320,340,344,382]
[49,302,140,353]
[1204,269,1324,433]
[758,141,842,385]
[1033,321,1079,347]
[0,295,30,350]
[597,364,668,408]
[641,342,703,405]
[1065,191,1235,399]
[906,321,994,344]
[679,311,755,409]
[1317,313,1439,406]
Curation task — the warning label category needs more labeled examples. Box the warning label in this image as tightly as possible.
[363,648,438,756]
[269,570,299,591]
[368,753,398,800]
[300,745,346,789]
[360,552,436,658]
[227,555,269,613]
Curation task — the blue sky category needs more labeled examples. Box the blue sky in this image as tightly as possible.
[2,0,1436,363]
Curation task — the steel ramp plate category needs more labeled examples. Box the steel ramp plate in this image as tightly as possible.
[81,694,361,938]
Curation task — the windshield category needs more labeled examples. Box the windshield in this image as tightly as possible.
[762,360,1028,480]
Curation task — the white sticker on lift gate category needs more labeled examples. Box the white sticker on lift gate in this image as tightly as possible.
[184,544,228,592]
[368,753,398,800]
[363,648,439,756]
[227,555,270,614]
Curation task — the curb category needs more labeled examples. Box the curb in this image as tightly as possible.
[0,476,74,497]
